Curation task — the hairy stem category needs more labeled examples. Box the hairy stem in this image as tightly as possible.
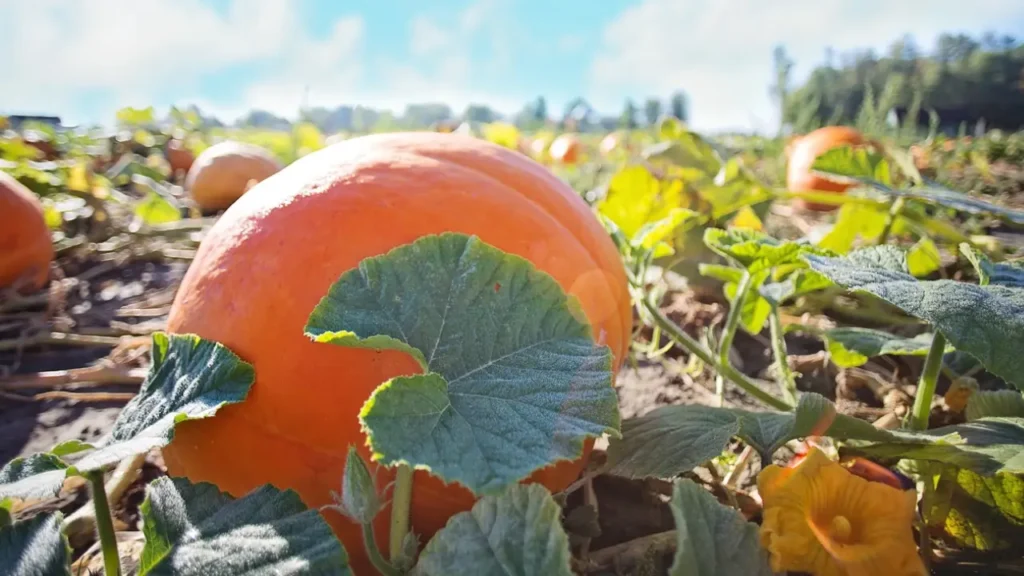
[389,464,414,560]
[88,470,121,576]
[641,295,792,411]
[363,523,401,576]
[877,197,906,245]
[910,332,947,431]
[769,308,799,405]
[718,272,753,366]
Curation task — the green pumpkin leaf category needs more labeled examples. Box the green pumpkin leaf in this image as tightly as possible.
[967,391,1024,421]
[845,418,1024,476]
[923,466,1024,551]
[305,233,619,496]
[667,479,772,576]
[412,484,572,576]
[897,183,1024,225]
[52,333,252,476]
[607,393,890,478]
[959,243,1024,288]
[724,271,771,335]
[0,513,71,576]
[632,208,702,258]
[138,477,350,575]
[806,246,1024,391]
[822,327,950,368]
[0,454,71,502]
[703,228,808,272]
[810,144,890,185]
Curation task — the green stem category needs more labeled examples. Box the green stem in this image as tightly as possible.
[910,332,947,431]
[363,523,401,576]
[877,197,906,245]
[388,464,414,560]
[641,294,793,411]
[718,272,753,366]
[769,308,799,405]
[88,470,121,576]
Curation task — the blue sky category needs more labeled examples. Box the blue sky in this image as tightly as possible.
[3,0,1024,133]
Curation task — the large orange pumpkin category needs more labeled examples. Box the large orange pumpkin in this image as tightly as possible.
[0,171,52,291]
[184,141,282,212]
[549,134,580,164]
[161,132,631,573]
[786,126,871,212]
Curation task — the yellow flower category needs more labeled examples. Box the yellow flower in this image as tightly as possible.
[757,447,927,576]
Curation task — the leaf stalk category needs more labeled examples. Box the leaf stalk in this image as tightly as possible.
[87,470,121,576]
[909,331,946,431]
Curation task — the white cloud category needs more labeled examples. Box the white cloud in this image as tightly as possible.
[0,0,298,123]
[410,16,451,56]
[590,0,1024,133]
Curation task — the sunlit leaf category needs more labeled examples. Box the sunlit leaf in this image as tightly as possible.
[806,246,1024,391]
[0,454,71,502]
[413,484,572,576]
[481,122,521,150]
[293,122,324,156]
[134,191,181,225]
[116,106,156,127]
[667,479,772,576]
[139,477,350,575]
[727,205,763,231]
[907,237,941,277]
[597,165,685,241]
[922,466,1024,551]
[810,144,890,185]
[822,327,948,368]
[817,203,888,254]
[0,513,71,576]
[305,233,620,496]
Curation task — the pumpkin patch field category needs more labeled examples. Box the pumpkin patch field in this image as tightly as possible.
[3,112,1024,576]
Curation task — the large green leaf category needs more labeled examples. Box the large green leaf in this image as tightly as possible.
[703,228,808,272]
[305,233,619,496]
[597,165,686,242]
[69,332,255,472]
[806,246,1024,391]
[810,145,891,185]
[923,466,1024,551]
[606,393,889,478]
[667,479,771,576]
[0,333,254,500]
[846,418,1024,476]
[0,454,70,501]
[139,477,350,575]
[412,484,572,576]
[967,391,1024,421]
[0,513,71,576]
[822,327,950,368]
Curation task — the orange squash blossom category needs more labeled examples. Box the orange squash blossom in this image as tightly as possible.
[786,126,872,212]
[184,140,283,212]
[0,171,52,291]
[162,132,631,574]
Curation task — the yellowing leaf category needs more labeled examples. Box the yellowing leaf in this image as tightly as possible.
[116,106,155,126]
[134,191,181,225]
[597,166,684,241]
[482,122,520,150]
[817,203,888,253]
[907,237,942,277]
[66,162,90,193]
[728,205,763,231]
[293,122,324,156]
[39,198,63,229]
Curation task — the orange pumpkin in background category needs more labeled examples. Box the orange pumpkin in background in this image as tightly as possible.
[184,140,282,212]
[161,132,631,574]
[0,171,52,291]
[786,126,872,212]
[599,132,621,157]
[165,138,196,175]
[549,133,581,164]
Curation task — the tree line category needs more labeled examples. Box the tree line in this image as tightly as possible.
[776,31,1024,136]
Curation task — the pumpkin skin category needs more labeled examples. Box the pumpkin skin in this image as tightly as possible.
[549,134,580,164]
[0,171,52,291]
[786,126,870,212]
[184,141,282,212]
[161,132,631,574]
[165,139,196,175]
